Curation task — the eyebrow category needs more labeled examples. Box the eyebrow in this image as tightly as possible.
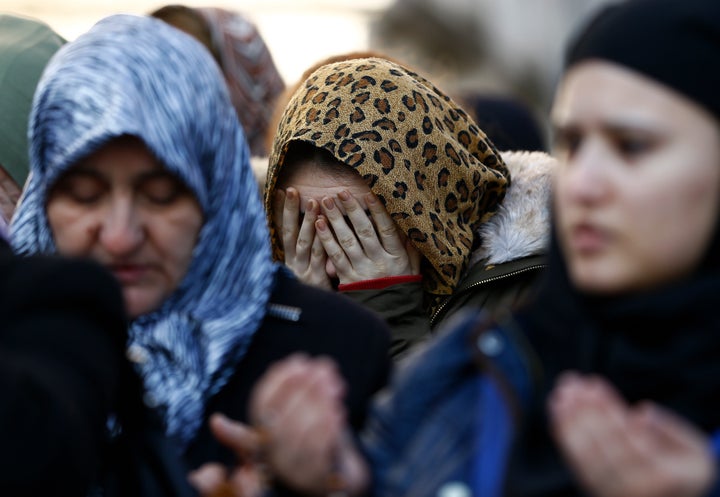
[554,114,670,134]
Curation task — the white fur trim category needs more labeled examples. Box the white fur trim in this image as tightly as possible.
[471,150,556,266]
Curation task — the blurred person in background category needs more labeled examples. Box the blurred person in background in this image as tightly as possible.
[0,14,65,224]
[151,4,285,157]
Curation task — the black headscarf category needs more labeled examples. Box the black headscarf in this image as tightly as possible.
[505,0,720,495]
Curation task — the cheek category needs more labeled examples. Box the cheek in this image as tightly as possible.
[46,201,96,255]
[162,204,203,264]
[656,174,720,262]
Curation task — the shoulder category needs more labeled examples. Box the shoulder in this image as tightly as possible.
[0,251,127,346]
[271,269,391,338]
[0,252,122,310]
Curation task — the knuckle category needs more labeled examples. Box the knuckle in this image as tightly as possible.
[338,235,356,247]
[356,226,375,238]
[328,249,344,261]
[296,236,311,250]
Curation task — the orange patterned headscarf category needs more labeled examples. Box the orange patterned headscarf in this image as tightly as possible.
[265,57,510,303]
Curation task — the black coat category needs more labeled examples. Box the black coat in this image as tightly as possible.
[0,241,129,497]
[185,268,393,469]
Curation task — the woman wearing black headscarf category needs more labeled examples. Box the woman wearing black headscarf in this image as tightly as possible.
[194,1,720,496]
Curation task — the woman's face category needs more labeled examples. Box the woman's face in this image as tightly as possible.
[551,61,720,294]
[46,136,204,318]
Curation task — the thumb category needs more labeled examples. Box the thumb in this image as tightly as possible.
[209,413,263,463]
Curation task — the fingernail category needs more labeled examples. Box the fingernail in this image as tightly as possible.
[286,188,296,200]
[338,190,350,201]
[322,197,335,210]
[307,198,317,211]
[366,192,377,205]
[316,218,327,231]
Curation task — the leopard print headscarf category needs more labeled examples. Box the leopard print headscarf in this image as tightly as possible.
[265,57,510,307]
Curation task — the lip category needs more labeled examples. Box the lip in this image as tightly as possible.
[568,223,609,253]
[108,263,151,284]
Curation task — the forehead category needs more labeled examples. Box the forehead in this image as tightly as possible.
[67,136,167,177]
[552,61,695,130]
[280,158,367,189]
[278,159,371,213]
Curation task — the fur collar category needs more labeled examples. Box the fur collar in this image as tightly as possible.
[471,150,557,267]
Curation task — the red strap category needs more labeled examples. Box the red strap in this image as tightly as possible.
[338,274,423,292]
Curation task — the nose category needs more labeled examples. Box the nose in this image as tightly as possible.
[99,196,144,256]
[562,139,610,204]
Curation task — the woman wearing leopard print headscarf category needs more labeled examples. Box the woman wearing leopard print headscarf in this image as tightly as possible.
[265,56,555,359]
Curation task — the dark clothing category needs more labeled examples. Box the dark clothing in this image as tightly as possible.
[0,241,128,497]
[185,268,393,469]
[345,255,546,360]
[504,232,720,497]
[430,254,546,329]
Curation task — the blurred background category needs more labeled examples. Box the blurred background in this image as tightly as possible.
[2,0,621,140]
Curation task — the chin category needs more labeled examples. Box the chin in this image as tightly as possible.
[568,261,625,295]
[124,290,163,319]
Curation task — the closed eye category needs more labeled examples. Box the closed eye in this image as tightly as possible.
[49,171,106,204]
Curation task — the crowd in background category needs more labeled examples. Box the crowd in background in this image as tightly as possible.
[1,0,719,496]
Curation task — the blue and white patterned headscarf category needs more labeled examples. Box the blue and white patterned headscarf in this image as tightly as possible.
[10,14,278,448]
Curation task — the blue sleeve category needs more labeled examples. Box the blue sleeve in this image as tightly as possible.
[706,431,720,497]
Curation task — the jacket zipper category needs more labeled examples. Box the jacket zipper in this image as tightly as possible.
[430,263,547,328]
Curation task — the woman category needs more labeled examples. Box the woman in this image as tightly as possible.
[150,4,285,157]
[266,56,555,358]
[214,0,720,496]
[10,13,391,481]
[0,14,65,224]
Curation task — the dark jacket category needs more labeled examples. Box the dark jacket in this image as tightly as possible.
[185,268,393,469]
[345,151,554,360]
[0,241,129,497]
[361,309,540,497]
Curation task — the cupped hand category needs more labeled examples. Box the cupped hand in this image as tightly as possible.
[315,190,421,284]
[548,372,716,497]
[248,354,369,496]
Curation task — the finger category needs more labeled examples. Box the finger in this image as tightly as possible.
[272,190,285,249]
[315,216,353,279]
[549,375,630,491]
[187,463,229,497]
[295,198,320,264]
[635,402,709,451]
[231,465,267,497]
[266,357,346,427]
[320,196,365,262]
[309,228,328,275]
[249,353,312,424]
[365,192,406,255]
[209,413,263,463]
[336,190,382,255]
[281,188,301,260]
[406,238,422,275]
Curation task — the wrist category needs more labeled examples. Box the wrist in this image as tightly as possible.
[338,274,422,291]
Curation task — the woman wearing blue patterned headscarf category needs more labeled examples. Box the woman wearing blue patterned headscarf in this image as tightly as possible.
[10,13,391,474]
